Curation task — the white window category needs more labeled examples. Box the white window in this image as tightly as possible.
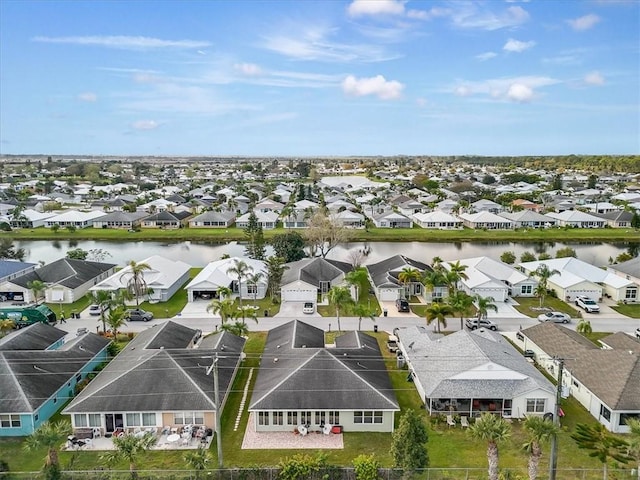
[74,414,88,427]
[174,412,205,425]
[526,399,546,413]
[88,414,101,427]
[258,412,270,426]
[328,411,339,424]
[287,411,298,425]
[142,413,156,426]
[247,284,258,295]
[300,411,312,424]
[0,415,21,428]
[126,413,142,426]
[274,412,284,425]
[521,285,532,295]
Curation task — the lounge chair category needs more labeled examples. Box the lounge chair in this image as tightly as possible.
[447,415,456,427]
[461,416,469,428]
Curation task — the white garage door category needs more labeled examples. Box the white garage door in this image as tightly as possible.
[281,288,316,302]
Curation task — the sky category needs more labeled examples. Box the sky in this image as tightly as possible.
[0,0,638,157]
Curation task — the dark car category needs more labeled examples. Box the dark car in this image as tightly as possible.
[125,308,153,322]
[395,298,410,312]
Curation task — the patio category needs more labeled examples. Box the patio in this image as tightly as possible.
[65,428,213,451]
[241,413,344,449]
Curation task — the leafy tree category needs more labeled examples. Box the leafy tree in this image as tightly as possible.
[65,225,76,233]
[27,279,47,303]
[571,422,631,480]
[278,452,328,480]
[327,286,354,332]
[226,259,253,309]
[24,420,72,479]
[265,256,287,302]
[0,238,26,261]
[551,174,563,191]
[588,174,598,189]
[66,248,89,260]
[345,267,369,302]
[577,319,593,335]
[101,432,157,480]
[538,252,552,261]
[184,446,212,480]
[391,409,429,476]
[425,302,452,333]
[632,211,640,230]
[352,454,380,480]
[51,224,60,234]
[207,287,236,326]
[522,416,559,480]
[447,291,474,330]
[500,251,516,264]
[556,247,577,258]
[246,272,265,302]
[614,252,633,264]
[520,251,537,263]
[445,261,469,295]
[122,260,151,306]
[473,295,498,320]
[270,231,306,262]
[468,413,512,480]
[422,269,447,300]
[304,210,351,258]
[244,211,266,260]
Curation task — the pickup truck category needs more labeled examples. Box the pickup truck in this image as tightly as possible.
[386,335,399,353]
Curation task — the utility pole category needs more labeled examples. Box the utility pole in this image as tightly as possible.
[207,353,223,468]
[548,357,564,480]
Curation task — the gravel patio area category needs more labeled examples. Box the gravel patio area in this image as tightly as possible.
[241,413,344,449]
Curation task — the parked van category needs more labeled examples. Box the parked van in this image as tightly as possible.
[0,305,57,328]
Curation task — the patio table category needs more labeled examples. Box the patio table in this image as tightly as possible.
[167,433,180,443]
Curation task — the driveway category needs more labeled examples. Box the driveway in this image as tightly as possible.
[490,299,529,319]
[275,301,321,318]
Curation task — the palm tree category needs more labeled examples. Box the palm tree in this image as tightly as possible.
[522,416,559,480]
[184,446,212,480]
[105,306,127,338]
[422,269,447,302]
[101,432,157,480]
[345,267,369,302]
[327,286,354,332]
[207,297,236,325]
[0,318,15,336]
[220,320,250,337]
[226,259,253,309]
[626,418,640,480]
[24,420,72,475]
[447,291,474,330]
[246,272,264,302]
[571,422,631,480]
[474,295,498,321]
[531,264,560,308]
[533,283,548,309]
[27,279,47,303]
[351,303,374,331]
[446,261,469,294]
[468,413,512,480]
[91,290,113,334]
[425,302,452,333]
[398,267,420,298]
[122,260,151,306]
[577,318,593,335]
[265,256,287,302]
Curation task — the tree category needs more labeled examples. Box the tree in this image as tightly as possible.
[270,231,306,262]
[27,279,47,303]
[352,454,380,480]
[390,409,429,476]
[422,269,446,301]
[0,238,26,261]
[474,295,498,321]
[345,267,369,302]
[122,260,151,306]
[551,174,563,191]
[91,290,113,333]
[220,320,250,336]
[0,318,15,336]
[532,264,560,308]
[556,247,577,258]
[327,286,354,332]
[244,211,266,260]
[207,293,236,326]
[577,318,593,335]
[51,224,60,234]
[425,302,452,333]
[102,432,157,480]
[522,416,559,480]
[24,420,72,479]
[626,418,640,480]
[351,303,374,331]
[468,413,512,480]
[447,291,474,330]
[226,259,253,309]
[265,256,287,302]
[632,210,640,230]
[444,261,469,295]
[66,248,89,260]
[105,306,127,338]
[184,446,212,480]
[520,251,537,263]
[246,272,265,302]
[303,210,351,258]
[571,422,631,480]
[500,251,516,264]
[398,267,420,297]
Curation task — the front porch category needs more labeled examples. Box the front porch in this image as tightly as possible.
[428,398,513,418]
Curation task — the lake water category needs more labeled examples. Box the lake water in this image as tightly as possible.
[15,239,631,268]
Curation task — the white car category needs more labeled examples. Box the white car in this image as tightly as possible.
[537,312,571,323]
[302,302,315,314]
[575,296,600,313]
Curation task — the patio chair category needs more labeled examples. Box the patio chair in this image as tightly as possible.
[446,415,456,428]
[460,416,469,428]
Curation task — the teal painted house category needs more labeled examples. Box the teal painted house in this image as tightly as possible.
[0,323,110,437]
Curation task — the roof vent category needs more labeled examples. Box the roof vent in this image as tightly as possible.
[273,358,279,363]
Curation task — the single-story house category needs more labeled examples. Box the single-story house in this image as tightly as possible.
[593,210,635,228]
[371,210,413,229]
[546,210,606,228]
[92,211,149,229]
[9,209,57,229]
[0,260,37,286]
[139,198,177,213]
[249,320,399,433]
[498,210,557,229]
[0,323,110,436]
[64,322,245,439]
[396,326,556,419]
[607,257,640,300]
[235,211,278,230]
[188,210,236,228]
[512,199,542,212]
[471,199,503,214]
[366,255,432,301]
[281,211,309,229]
[459,211,514,230]
[1,258,117,304]
[413,211,462,229]
[185,257,267,302]
[435,199,458,214]
[44,210,107,228]
[332,210,365,229]
[280,258,352,303]
[254,199,284,213]
[141,210,191,229]
[91,255,191,303]
[519,323,640,433]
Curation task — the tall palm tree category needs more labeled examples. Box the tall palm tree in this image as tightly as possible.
[24,420,72,474]
[105,306,127,338]
[27,279,47,303]
[522,416,559,480]
[571,422,631,480]
[327,286,354,332]
[351,303,374,331]
[398,267,420,298]
[91,290,113,334]
[101,432,157,480]
[345,267,369,301]
[474,295,498,321]
[531,264,560,308]
[226,259,253,309]
[468,413,512,480]
[207,297,236,325]
[220,320,250,337]
[246,272,264,302]
[577,318,593,335]
[446,261,469,294]
[122,260,151,306]
[447,291,474,330]
[425,302,452,333]
[422,269,447,302]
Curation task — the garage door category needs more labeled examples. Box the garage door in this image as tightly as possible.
[281,288,316,302]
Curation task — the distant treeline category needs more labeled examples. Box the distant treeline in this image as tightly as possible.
[458,155,640,173]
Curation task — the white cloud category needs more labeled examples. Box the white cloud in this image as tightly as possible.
[77,92,97,102]
[32,35,211,50]
[450,5,530,30]
[584,71,605,85]
[347,0,405,17]
[567,14,600,31]
[503,38,535,53]
[342,74,404,100]
[234,63,263,76]
[132,120,159,130]
[476,51,497,61]
[506,83,534,102]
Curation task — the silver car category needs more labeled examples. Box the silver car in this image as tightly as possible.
[537,311,571,323]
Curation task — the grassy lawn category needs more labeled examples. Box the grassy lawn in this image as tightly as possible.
[45,296,92,319]
[317,278,381,318]
[611,303,640,318]
[513,296,581,318]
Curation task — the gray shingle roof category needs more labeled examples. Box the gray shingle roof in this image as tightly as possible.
[366,255,432,289]
[281,258,351,287]
[11,258,116,289]
[0,322,66,351]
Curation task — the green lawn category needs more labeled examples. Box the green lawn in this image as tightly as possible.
[513,296,581,318]
[317,278,381,318]
[611,302,640,318]
[45,296,92,319]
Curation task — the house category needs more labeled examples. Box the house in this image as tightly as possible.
[472,199,503,214]
[235,211,278,230]
[366,255,431,301]
[512,199,542,212]
[607,257,640,301]
[185,257,267,302]
[397,199,425,217]
[280,258,352,303]
[435,199,458,214]
[293,199,320,211]
[371,210,413,228]
[519,323,640,433]
[140,210,191,229]
[0,260,37,286]
[395,326,555,419]
[139,198,177,213]
[0,323,110,436]
[332,210,365,229]
[459,211,514,230]
[413,211,462,229]
[91,255,191,303]
[281,211,309,229]
[520,257,637,303]
[443,256,537,302]
[498,210,557,229]
[1,258,116,304]
[64,322,245,438]
[44,210,107,228]
[92,211,149,229]
[9,209,57,228]
[188,210,236,228]
[254,199,284,213]
[546,210,606,228]
[583,202,619,214]
[593,210,635,228]
[248,320,399,433]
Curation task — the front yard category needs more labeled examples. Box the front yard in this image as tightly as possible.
[513,296,581,318]
[611,302,640,318]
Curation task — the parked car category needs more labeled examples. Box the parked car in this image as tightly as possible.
[302,302,315,314]
[465,318,498,331]
[396,298,410,312]
[89,304,102,316]
[386,335,399,353]
[125,308,153,322]
[575,295,600,313]
[523,349,535,359]
[636,327,640,339]
[537,311,571,323]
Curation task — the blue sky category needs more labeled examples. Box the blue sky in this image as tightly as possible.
[1,0,638,157]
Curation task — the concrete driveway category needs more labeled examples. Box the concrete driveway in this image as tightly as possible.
[275,301,321,318]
